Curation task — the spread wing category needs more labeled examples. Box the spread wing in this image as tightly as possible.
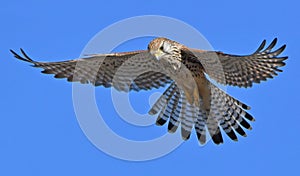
[10,49,172,91]
[183,38,288,87]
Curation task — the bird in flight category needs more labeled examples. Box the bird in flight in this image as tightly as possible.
[10,37,287,145]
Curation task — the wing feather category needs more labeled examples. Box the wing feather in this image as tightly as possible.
[183,39,287,87]
[11,49,172,91]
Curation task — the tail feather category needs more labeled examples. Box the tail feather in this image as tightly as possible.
[148,82,176,115]
[219,119,238,141]
[156,84,178,126]
[195,112,207,144]
[168,90,181,133]
[210,83,253,140]
[148,81,254,144]
[180,94,197,140]
[207,116,224,144]
[179,94,189,140]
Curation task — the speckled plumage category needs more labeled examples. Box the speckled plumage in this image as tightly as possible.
[11,37,287,145]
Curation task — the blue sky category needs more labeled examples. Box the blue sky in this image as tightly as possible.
[1,0,299,175]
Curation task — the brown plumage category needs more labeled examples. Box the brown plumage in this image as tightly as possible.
[10,37,287,145]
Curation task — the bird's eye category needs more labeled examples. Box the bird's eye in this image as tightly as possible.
[159,45,164,51]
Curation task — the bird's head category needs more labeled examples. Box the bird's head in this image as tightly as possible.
[148,37,182,61]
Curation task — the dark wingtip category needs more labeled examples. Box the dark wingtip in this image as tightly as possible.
[254,39,267,53]
[271,38,278,46]
[9,49,15,54]
[281,44,286,51]
[272,44,287,57]
[279,45,287,55]
[20,48,33,61]
[10,48,34,63]
[263,38,278,52]
[282,56,288,61]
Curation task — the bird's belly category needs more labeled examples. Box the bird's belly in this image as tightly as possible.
[174,69,211,110]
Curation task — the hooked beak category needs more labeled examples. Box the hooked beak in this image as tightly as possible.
[150,50,163,60]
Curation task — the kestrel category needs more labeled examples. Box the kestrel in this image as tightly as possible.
[10,37,287,144]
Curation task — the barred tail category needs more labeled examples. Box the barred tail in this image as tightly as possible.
[148,82,255,145]
[148,83,197,140]
[206,83,255,144]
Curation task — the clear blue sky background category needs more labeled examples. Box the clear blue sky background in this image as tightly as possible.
[1,0,299,175]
